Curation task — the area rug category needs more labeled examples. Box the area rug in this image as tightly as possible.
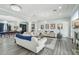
[45,38,57,50]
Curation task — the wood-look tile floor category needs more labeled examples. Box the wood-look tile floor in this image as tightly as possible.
[0,36,74,55]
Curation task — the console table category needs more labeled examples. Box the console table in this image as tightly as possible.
[0,31,20,38]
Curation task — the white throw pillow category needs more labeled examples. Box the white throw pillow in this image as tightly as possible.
[22,34,31,36]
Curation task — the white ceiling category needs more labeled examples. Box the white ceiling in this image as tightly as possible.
[0,4,78,22]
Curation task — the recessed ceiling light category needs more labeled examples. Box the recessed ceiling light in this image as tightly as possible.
[59,6,62,9]
[10,4,22,12]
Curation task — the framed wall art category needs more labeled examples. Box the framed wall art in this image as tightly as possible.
[50,24,55,29]
[31,24,35,31]
[45,24,49,29]
[57,24,63,29]
[31,24,35,29]
[41,25,44,29]
[74,22,79,28]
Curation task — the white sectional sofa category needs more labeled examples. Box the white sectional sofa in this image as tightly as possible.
[15,34,47,53]
[42,31,55,38]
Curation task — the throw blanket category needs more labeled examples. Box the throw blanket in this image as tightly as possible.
[16,34,32,41]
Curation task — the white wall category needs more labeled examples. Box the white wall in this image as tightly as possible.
[28,22,32,32]
[71,10,79,21]
[34,18,70,37]
[70,10,79,38]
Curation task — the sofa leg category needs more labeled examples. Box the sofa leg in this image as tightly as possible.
[14,39,16,43]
